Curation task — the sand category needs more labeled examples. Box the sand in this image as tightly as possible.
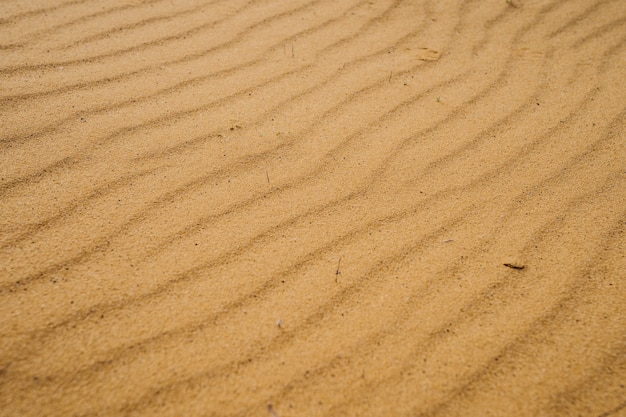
[1,0,625,416]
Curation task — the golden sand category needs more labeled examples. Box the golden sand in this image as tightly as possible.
[1,0,625,416]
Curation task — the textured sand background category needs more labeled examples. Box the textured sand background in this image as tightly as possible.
[1,0,625,416]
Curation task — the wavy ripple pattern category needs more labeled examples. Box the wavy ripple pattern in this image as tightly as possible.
[1,0,625,416]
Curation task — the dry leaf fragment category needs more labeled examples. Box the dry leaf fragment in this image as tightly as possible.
[416,48,441,61]
[503,263,525,270]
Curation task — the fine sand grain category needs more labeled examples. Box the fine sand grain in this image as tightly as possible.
[1,0,625,416]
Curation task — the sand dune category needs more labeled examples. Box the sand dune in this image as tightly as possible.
[1,0,625,416]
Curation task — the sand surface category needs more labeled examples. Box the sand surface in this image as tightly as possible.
[1,0,625,416]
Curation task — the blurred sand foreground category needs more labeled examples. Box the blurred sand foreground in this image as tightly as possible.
[1,0,625,416]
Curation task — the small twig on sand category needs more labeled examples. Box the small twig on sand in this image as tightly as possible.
[335,257,342,282]
[267,404,280,417]
[266,169,270,183]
